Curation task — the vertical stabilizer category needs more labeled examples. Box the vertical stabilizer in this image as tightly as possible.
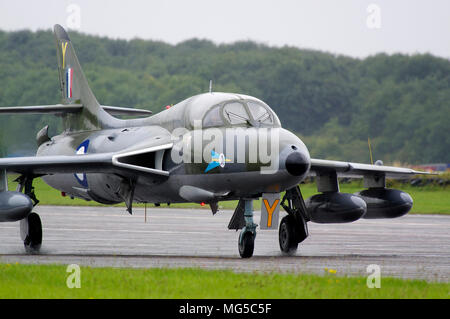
[53,24,115,131]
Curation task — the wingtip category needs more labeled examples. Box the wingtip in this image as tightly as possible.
[53,24,70,41]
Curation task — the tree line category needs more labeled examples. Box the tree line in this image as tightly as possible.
[0,29,448,164]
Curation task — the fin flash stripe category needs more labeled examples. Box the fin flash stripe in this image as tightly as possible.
[66,67,73,98]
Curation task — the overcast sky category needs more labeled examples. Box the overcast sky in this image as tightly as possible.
[0,0,448,59]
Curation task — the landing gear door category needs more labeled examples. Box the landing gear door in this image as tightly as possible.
[260,193,280,230]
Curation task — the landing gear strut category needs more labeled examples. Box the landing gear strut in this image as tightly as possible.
[279,186,309,255]
[238,200,257,258]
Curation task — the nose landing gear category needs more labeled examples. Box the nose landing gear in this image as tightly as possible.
[238,230,255,258]
[238,200,257,258]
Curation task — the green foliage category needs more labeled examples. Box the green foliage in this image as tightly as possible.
[0,29,448,163]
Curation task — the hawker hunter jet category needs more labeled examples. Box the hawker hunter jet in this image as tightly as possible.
[0,25,429,258]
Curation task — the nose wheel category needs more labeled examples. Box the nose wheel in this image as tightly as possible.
[238,230,255,258]
[238,199,257,258]
[20,212,42,253]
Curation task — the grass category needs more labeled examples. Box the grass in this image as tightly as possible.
[0,263,448,299]
[7,175,449,215]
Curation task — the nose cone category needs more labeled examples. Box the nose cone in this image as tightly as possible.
[285,151,310,176]
[278,129,311,180]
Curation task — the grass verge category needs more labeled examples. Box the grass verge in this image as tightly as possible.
[0,263,448,299]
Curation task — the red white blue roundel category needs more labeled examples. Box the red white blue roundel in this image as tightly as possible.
[74,140,89,187]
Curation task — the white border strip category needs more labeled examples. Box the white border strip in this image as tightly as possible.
[112,143,173,176]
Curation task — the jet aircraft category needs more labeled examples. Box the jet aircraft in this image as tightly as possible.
[0,25,429,258]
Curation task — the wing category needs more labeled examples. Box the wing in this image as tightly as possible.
[309,158,431,192]
[309,159,430,179]
[0,104,82,115]
[0,143,172,177]
[0,104,152,117]
[0,153,113,175]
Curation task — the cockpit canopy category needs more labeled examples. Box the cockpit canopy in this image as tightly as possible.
[148,92,281,131]
[203,99,275,128]
[188,93,280,129]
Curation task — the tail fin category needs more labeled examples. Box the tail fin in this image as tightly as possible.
[53,24,114,130]
[0,26,149,132]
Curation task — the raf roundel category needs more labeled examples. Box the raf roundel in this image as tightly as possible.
[205,150,230,173]
[74,140,89,187]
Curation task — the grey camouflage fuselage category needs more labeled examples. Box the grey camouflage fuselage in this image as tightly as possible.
[40,92,310,206]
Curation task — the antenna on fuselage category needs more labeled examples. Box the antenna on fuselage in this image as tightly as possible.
[209,80,213,93]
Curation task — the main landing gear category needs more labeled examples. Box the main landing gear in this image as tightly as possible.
[279,186,309,255]
[279,215,299,254]
[20,212,42,253]
[16,175,42,253]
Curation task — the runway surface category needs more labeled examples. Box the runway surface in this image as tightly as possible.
[0,206,449,282]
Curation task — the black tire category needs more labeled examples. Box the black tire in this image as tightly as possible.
[279,215,298,255]
[23,212,42,253]
[238,231,254,258]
